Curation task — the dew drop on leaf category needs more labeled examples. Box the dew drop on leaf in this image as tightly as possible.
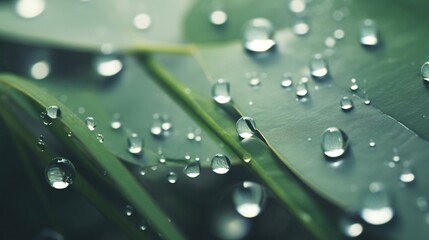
[45,157,76,190]
[339,217,363,238]
[211,154,231,174]
[96,134,104,143]
[360,182,394,225]
[233,181,265,218]
[183,161,201,178]
[46,105,61,119]
[340,97,354,111]
[334,29,345,40]
[243,18,276,53]
[40,112,53,126]
[399,163,415,184]
[37,137,45,152]
[110,113,122,130]
[421,62,429,81]
[360,19,379,46]
[127,133,142,155]
[369,139,376,148]
[295,80,308,97]
[209,10,228,26]
[133,13,152,30]
[94,54,123,77]
[321,127,348,158]
[212,79,231,104]
[289,0,306,14]
[310,54,329,78]
[167,172,178,184]
[416,197,428,211]
[236,117,257,139]
[281,74,293,88]
[350,78,359,91]
[139,219,147,231]
[85,117,96,131]
[292,18,310,36]
[125,204,133,216]
[15,0,45,19]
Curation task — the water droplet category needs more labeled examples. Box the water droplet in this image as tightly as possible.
[281,74,293,88]
[334,29,345,40]
[243,18,276,53]
[167,172,178,184]
[296,80,308,97]
[332,10,345,21]
[96,134,104,143]
[399,164,415,184]
[183,161,201,178]
[46,106,61,119]
[242,153,252,163]
[350,78,359,91]
[15,0,45,18]
[94,54,123,77]
[139,219,147,231]
[133,13,152,30]
[185,153,191,160]
[321,127,349,158]
[159,155,166,164]
[289,0,306,14]
[392,149,400,162]
[292,18,310,36]
[211,154,231,174]
[210,10,228,26]
[421,62,429,81]
[127,133,142,154]
[236,117,257,139]
[67,131,72,137]
[416,197,428,211]
[30,60,50,80]
[161,115,172,131]
[40,112,52,126]
[310,54,329,78]
[139,167,146,176]
[233,181,265,218]
[111,113,122,130]
[364,98,371,105]
[85,117,96,131]
[340,97,354,111]
[37,137,45,152]
[360,19,379,46]
[369,139,376,148]
[45,157,76,190]
[212,79,231,104]
[125,204,133,216]
[324,37,336,48]
[360,182,394,225]
[340,217,363,238]
[248,76,261,86]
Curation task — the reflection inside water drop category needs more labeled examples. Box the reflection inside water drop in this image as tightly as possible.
[212,79,231,104]
[211,154,231,174]
[243,18,276,53]
[360,182,394,225]
[233,181,265,218]
[321,127,348,158]
[360,19,379,46]
[45,157,76,190]
[236,117,257,139]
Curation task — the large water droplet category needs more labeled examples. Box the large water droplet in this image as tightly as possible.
[421,62,429,81]
[183,161,201,178]
[85,117,96,131]
[360,182,394,225]
[310,54,329,78]
[133,13,152,30]
[292,18,310,36]
[211,154,231,174]
[236,117,257,139]
[30,60,50,80]
[360,19,379,46]
[45,157,76,190]
[127,133,142,154]
[233,181,265,218]
[210,10,228,26]
[340,97,354,111]
[321,127,348,158]
[15,0,45,18]
[125,204,133,216]
[340,217,363,238]
[94,54,123,77]
[212,79,231,104]
[167,172,178,184]
[46,106,61,119]
[243,18,276,53]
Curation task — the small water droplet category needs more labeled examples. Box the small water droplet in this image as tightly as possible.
[159,155,166,164]
[289,0,306,14]
[133,13,152,30]
[167,172,178,184]
[310,54,329,78]
[45,157,75,190]
[96,134,104,143]
[233,181,265,218]
[332,10,345,21]
[248,76,261,86]
[67,131,72,137]
[183,161,201,178]
[360,182,394,225]
[392,149,400,162]
[236,117,257,139]
[334,29,345,40]
[94,54,123,77]
[139,219,147,231]
[211,154,231,174]
[421,62,429,81]
[111,113,122,130]
[340,217,363,238]
[30,60,50,80]
[46,106,61,119]
[15,0,45,19]
[399,164,415,184]
[416,197,428,211]
[40,112,52,126]
[364,98,371,105]
[340,97,354,111]
[210,10,228,26]
[37,138,45,152]
[212,79,231,104]
[139,167,146,176]
[360,19,379,46]
[369,139,376,148]
[292,18,310,36]
[161,115,172,131]
[78,107,85,114]
[243,18,276,53]
[281,74,293,88]
[324,37,336,48]
[350,78,359,91]
[151,165,158,171]
[150,114,162,136]
[321,127,348,158]
[127,133,142,155]
[242,153,252,163]
[296,80,308,97]
[85,117,96,131]
[125,204,133,216]
[185,153,191,160]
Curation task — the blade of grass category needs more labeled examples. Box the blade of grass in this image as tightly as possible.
[0,74,186,240]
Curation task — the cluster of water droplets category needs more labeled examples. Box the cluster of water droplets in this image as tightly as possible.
[150,113,173,137]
